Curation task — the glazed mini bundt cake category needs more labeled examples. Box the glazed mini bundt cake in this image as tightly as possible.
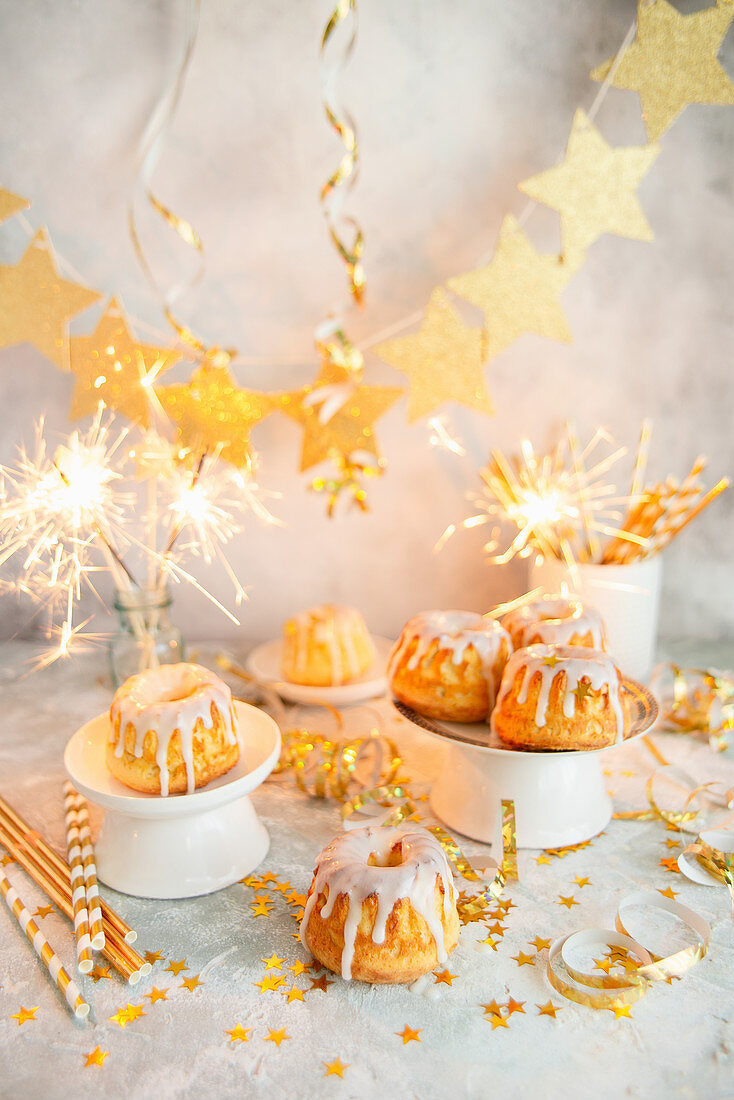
[501,595,606,651]
[282,604,376,686]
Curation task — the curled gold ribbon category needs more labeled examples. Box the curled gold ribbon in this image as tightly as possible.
[277,725,402,802]
[614,763,733,831]
[683,835,734,916]
[651,663,734,748]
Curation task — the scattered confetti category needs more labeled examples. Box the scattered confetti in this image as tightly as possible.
[89,965,112,983]
[32,905,54,919]
[308,974,334,994]
[266,1028,290,1047]
[255,974,287,994]
[324,1058,349,1078]
[283,987,305,1003]
[557,895,580,909]
[226,1024,252,1044]
[251,901,274,917]
[143,950,164,965]
[506,998,526,1015]
[262,954,284,971]
[537,1001,562,1018]
[11,1006,38,1026]
[573,876,591,888]
[658,886,679,899]
[288,961,307,977]
[84,1047,109,1068]
[164,959,188,976]
[434,969,456,986]
[530,936,551,952]
[397,1025,422,1044]
[487,1013,509,1029]
[180,974,204,993]
[511,951,535,967]
[109,1004,146,1029]
[144,987,169,1004]
[659,857,682,874]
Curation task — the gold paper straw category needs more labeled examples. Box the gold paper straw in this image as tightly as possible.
[0,868,89,1020]
[66,785,105,950]
[61,783,94,972]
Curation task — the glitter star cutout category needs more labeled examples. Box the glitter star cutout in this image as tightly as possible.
[308,974,334,993]
[537,1001,561,1018]
[658,886,679,899]
[481,1000,503,1018]
[535,854,552,866]
[530,936,552,952]
[0,229,101,369]
[518,110,659,258]
[164,959,188,976]
[32,905,54,919]
[591,0,734,142]
[84,1047,109,1068]
[375,288,493,422]
[157,363,276,468]
[144,987,169,1004]
[434,969,457,986]
[324,1059,349,1078]
[251,900,273,917]
[283,987,305,1003]
[265,1028,290,1047]
[144,951,164,965]
[594,957,613,974]
[609,1003,633,1019]
[573,876,591,889]
[226,1024,252,1044]
[69,298,180,428]
[488,1013,510,1029]
[660,857,681,874]
[557,895,579,909]
[448,215,577,360]
[572,681,594,704]
[180,974,203,993]
[487,922,505,938]
[0,188,29,224]
[506,998,526,1015]
[255,974,286,994]
[11,1006,38,1026]
[90,965,113,983]
[397,1026,422,1044]
[288,961,307,977]
[262,954,284,971]
[260,872,279,884]
[109,1004,146,1029]
[511,951,535,967]
[478,934,499,951]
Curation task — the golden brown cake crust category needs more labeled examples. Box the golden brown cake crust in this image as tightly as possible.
[281,604,376,686]
[106,713,240,793]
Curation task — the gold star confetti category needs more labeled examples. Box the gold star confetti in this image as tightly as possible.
[658,886,679,899]
[265,1028,290,1047]
[143,951,164,965]
[537,1000,562,1018]
[481,1000,503,1017]
[487,921,506,937]
[594,957,613,974]
[665,838,681,849]
[530,936,552,952]
[535,854,552,866]
[90,965,112,983]
[397,1025,422,1044]
[324,1058,349,1078]
[518,109,659,259]
[255,974,287,994]
[11,1005,38,1026]
[448,215,577,360]
[375,288,492,422]
[283,987,305,1003]
[488,1012,509,1030]
[69,298,180,428]
[262,954,284,971]
[109,1004,146,1029]
[250,900,273,917]
[226,1023,252,1044]
[512,951,535,967]
[609,1003,633,1019]
[0,229,101,369]
[84,1047,109,1068]
[477,934,499,951]
[157,363,276,468]
[573,876,591,888]
[434,969,457,986]
[572,681,594,704]
[591,0,734,142]
[507,998,526,1015]
[273,881,292,895]
[543,654,561,669]
[260,872,279,884]
[308,974,334,993]
[164,959,188,976]
[660,857,682,874]
[0,188,29,224]
[144,987,169,1004]
[496,898,517,913]
[32,904,54,919]
[180,974,203,993]
[287,891,308,907]
[288,961,308,977]
[557,895,580,909]
[240,874,259,887]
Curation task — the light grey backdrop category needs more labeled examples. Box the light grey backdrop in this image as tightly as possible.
[0,0,732,646]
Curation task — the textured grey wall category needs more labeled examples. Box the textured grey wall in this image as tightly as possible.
[0,0,732,646]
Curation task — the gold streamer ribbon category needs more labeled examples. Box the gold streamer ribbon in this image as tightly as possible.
[651,663,734,749]
[614,764,733,831]
[683,835,734,915]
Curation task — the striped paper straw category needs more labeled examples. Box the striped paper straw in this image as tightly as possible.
[62,784,94,972]
[67,786,105,950]
[0,868,89,1020]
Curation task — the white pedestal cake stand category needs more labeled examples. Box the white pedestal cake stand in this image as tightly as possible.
[394,680,658,850]
[64,701,281,900]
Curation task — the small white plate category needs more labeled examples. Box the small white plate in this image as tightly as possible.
[246,635,393,705]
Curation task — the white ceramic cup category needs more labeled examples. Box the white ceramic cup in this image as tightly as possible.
[528,557,662,683]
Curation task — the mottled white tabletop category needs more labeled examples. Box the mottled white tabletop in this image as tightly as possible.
[1,639,733,1100]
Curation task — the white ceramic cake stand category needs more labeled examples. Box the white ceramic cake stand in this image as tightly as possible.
[64,701,281,900]
[246,635,393,705]
[394,680,658,850]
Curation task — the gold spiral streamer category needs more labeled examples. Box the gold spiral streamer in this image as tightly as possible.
[319,0,366,308]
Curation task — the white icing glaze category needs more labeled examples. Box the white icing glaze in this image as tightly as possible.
[286,604,374,683]
[300,826,456,981]
[387,610,511,708]
[502,596,605,650]
[109,663,238,796]
[491,643,625,742]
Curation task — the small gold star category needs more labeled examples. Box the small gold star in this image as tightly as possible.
[397,1025,422,1044]
[496,898,517,912]
[255,974,286,994]
[283,987,305,1003]
[32,905,54,919]
[308,974,334,993]
[262,954,284,971]
[658,886,679,900]
[288,961,307,977]
[164,959,188,976]
[287,892,308,908]
[665,838,681,849]
[609,1003,633,1019]
[324,1058,349,1078]
[11,1006,38,1026]
[109,1004,145,1028]
[666,822,681,833]
[535,854,552,866]
[557,895,579,909]
[572,681,593,704]
[530,936,552,952]
[226,1023,252,1044]
[145,987,169,1004]
[660,857,681,874]
[273,880,292,894]
[477,934,499,951]
[487,922,506,938]
[253,890,272,902]
[488,1013,509,1029]
[84,1047,109,1068]
[512,951,535,967]
[543,654,561,668]
[260,872,279,884]
[573,876,591,888]
[434,969,457,986]
[266,1028,290,1047]
[240,875,259,887]
[481,1000,503,1017]
[90,964,112,983]
[144,950,164,965]
[181,974,203,993]
[251,900,274,917]
[537,1001,561,1017]
[507,998,526,1015]
[594,957,613,974]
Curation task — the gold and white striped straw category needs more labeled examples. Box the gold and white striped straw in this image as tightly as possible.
[62,783,94,971]
[65,784,105,950]
[0,867,90,1020]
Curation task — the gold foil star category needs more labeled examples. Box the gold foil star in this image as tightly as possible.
[506,998,526,1015]
[109,1004,145,1029]
[90,965,112,983]
[0,854,15,866]
[32,905,53,919]
[256,974,286,994]
[11,1005,38,1026]
[434,969,457,986]
[145,986,169,1004]
[288,891,308,907]
[478,934,499,951]
[572,681,594,704]
[397,1025,422,1044]
[84,1047,109,1068]
[324,1058,349,1078]
[308,974,334,993]
[488,1013,509,1030]
[273,881,292,895]
[609,1003,633,1019]
[511,951,535,967]
[594,956,613,974]
[518,110,659,258]
[165,959,188,976]
[448,215,577,360]
[496,898,517,912]
[543,654,561,669]
[535,854,552,866]
[665,838,681,849]
[157,363,275,468]
[266,1028,290,1047]
[69,298,180,427]
[481,1000,503,1018]
[557,895,580,909]
[144,950,164,965]
[181,974,203,993]
[660,857,682,873]
[260,872,279,884]
[283,987,305,1003]
[658,886,679,899]
[251,900,273,917]
[487,922,505,938]
[375,288,492,421]
[262,954,284,971]
[226,1023,252,1044]
[0,229,101,369]
[288,961,307,977]
[573,876,591,889]
[591,0,734,141]
[530,936,552,952]
[537,1000,561,1018]
[0,188,29,224]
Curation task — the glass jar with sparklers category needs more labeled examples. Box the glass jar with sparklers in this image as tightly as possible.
[108,585,184,688]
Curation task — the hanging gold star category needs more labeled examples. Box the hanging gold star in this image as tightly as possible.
[144,950,164,965]
[434,969,457,986]
[375,289,492,422]
[109,1004,146,1029]
[226,1023,252,1044]
[397,1025,422,1044]
[69,298,180,427]
[90,964,112,983]
[84,1047,109,1068]
[591,0,734,141]
[32,904,54,919]
[0,229,101,369]
[164,959,188,976]
[11,1005,38,1026]
[537,1000,561,1018]
[283,987,305,1003]
[265,1028,290,1047]
[144,986,169,1004]
[530,936,552,952]
[557,895,579,909]
[181,974,203,993]
[506,997,526,1015]
[157,363,276,467]
[324,1058,349,1078]
[518,110,659,258]
[511,951,535,967]
[448,215,577,360]
[0,188,29,224]
[262,954,284,971]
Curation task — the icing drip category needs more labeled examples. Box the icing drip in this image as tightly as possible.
[502,596,605,650]
[491,644,625,742]
[300,826,456,981]
[388,610,511,708]
[288,604,374,683]
[109,663,238,796]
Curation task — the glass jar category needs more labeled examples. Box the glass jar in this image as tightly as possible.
[108,585,185,688]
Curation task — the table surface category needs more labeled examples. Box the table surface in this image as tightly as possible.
[1,639,733,1100]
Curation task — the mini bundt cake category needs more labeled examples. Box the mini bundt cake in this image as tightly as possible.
[501,595,606,651]
[282,604,376,686]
